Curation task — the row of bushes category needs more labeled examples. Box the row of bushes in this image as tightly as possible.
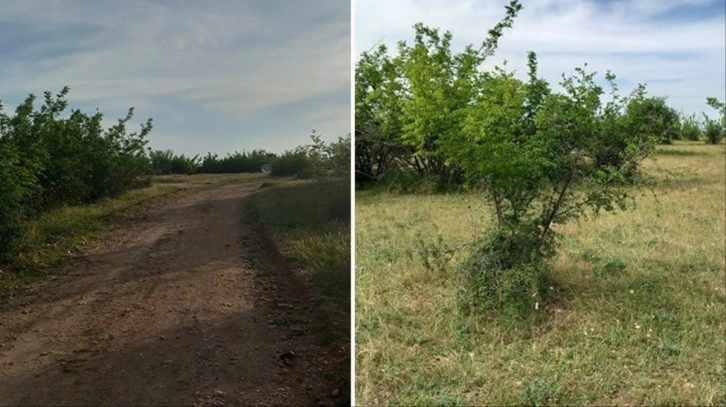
[674,100,726,144]
[148,132,351,178]
[356,39,725,190]
[0,87,152,260]
[627,97,725,145]
[0,88,351,262]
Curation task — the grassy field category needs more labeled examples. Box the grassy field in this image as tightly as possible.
[355,142,725,406]
[0,173,266,299]
[252,177,351,309]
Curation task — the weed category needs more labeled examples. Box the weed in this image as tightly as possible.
[520,378,562,406]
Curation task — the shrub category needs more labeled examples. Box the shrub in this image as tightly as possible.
[270,149,312,177]
[0,87,153,261]
[703,120,724,145]
[678,113,703,141]
[199,149,276,174]
[0,140,36,260]
[359,2,658,313]
[704,97,725,145]
[625,96,680,144]
[461,226,554,313]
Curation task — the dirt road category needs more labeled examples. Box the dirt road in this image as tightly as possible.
[0,182,349,406]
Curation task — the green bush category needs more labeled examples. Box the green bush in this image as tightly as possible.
[270,149,312,177]
[678,114,703,141]
[704,97,726,144]
[625,96,680,144]
[199,149,276,173]
[703,120,724,145]
[461,225,554,314]
[357,2,657,314]
[270,133,351,178]
[0,141,36,260]
[0,87,153,261]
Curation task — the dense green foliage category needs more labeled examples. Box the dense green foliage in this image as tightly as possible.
[150,132,351,178]
[1,88,350,264]
[357,23,722,191]
[624,96,680,144]
[0,88,152,260]
[678,113,704,141]
[199,149,276,174]
[703,97,725,144]
[150,150,201,175]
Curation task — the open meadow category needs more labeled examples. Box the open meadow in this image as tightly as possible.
[355,142,725,406]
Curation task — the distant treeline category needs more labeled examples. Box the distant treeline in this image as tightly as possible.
[0,86,349,260]
[148,131,350,177]
[355,38,726,190]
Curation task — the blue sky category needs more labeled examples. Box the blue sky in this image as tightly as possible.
[355,0,725,120]
[0,0,351,156]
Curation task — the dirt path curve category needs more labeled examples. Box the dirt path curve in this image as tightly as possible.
[0,182,349,406]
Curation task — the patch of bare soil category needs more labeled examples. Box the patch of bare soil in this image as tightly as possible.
[0,183,349,406]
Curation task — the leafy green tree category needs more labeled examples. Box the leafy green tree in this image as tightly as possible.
[269,132,350,178]
[678,113,703,141]
[624,96,680,144]
[0,109,38,259]
[150,150,175,174]
[703,97,725,144]
[198,149,276,173]
[304,131,351,176]
[355,1,524,190]
[0,87,153,260]
[356,1,659,312]
[270,148,312,177]
[355,45,409,183]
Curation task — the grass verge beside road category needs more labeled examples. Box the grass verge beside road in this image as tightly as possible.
[252,177,350,309]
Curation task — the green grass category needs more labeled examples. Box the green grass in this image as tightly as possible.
[356,142,726,406]
[0,173,266,300]
[252,177,351,309]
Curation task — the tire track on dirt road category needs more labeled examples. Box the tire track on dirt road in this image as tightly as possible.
[0,182,349,406]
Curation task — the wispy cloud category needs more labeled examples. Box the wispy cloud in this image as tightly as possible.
[0,0,351,155]
[356,0,725,119]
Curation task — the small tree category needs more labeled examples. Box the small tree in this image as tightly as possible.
[703,97,725,144]
[678,113,703,141]
[359,1,659,313]
[450,61,656,311]
[625,96,680,144]
[0,87,153,260]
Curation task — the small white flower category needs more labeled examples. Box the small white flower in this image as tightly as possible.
[634,323,641,329]
[535,302,539,310]
[629,289,634,294]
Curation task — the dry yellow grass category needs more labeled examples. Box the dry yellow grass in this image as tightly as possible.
[356,142,725,406]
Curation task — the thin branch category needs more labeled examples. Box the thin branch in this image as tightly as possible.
[537,170,574,250]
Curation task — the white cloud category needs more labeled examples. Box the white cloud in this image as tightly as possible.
[355,0,725,118]
[0,0,350,155]
[2,4,349,111]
